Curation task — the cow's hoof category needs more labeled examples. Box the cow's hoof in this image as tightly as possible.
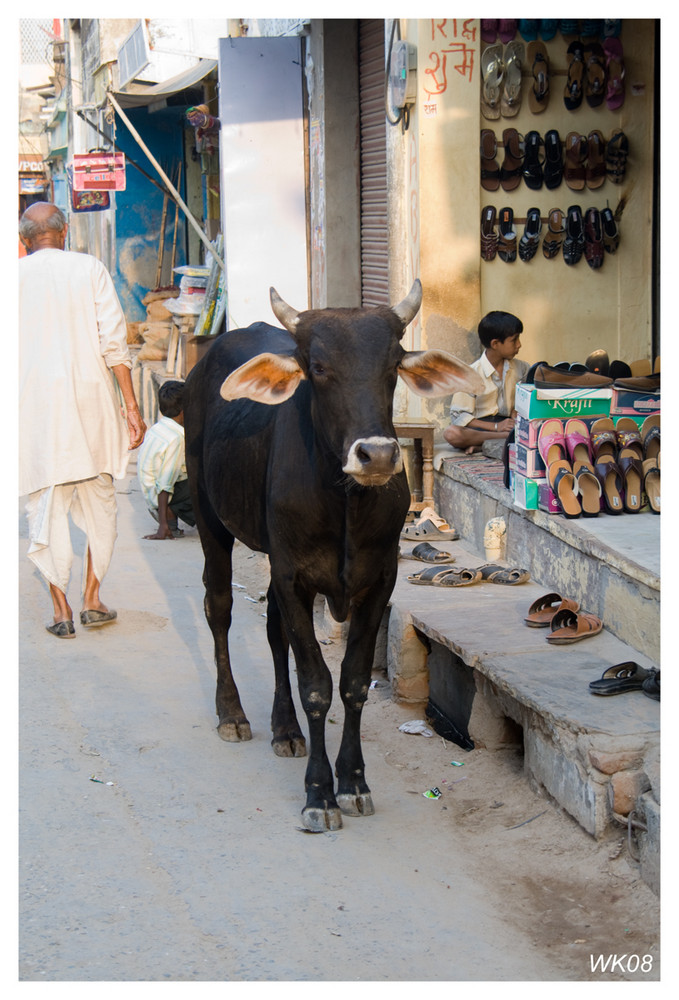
[217,719,252,742]
[272,735,307,758]
[301,806,343,832]
[337,792,375,817]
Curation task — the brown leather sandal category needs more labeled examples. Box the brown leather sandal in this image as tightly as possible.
[480,129,500,191]
[497,206,517,262]
[586,130,606,189]
[547,608,603,644]
[564,132,587,191]
[524,593,579,628]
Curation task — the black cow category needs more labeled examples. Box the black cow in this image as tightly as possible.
[183,280,483,831]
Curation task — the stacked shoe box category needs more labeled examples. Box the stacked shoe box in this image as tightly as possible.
[511,382,613,512]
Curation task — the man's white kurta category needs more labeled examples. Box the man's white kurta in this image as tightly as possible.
[19,248,133,496]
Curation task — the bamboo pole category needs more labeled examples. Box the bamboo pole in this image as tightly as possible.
[107,90,224,272]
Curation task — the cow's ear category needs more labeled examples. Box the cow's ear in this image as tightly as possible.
[398,350,485,397]
[220,353,305,405]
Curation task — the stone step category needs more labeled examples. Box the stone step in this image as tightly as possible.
[382,456,660,892]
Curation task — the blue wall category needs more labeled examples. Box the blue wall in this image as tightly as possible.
[112,105,188,322]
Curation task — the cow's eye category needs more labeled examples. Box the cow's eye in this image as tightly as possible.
[309,362,327,378]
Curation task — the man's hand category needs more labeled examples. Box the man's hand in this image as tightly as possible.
[126,406,146,449]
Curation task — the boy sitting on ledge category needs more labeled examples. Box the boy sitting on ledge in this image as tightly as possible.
[444,310,530,455]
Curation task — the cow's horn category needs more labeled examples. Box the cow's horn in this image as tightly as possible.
[391,279,423,328]
[270,287,300,333]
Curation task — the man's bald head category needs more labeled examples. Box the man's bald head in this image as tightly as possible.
[19,202,67,252]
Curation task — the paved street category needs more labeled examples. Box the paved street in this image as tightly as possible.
[17,464,659,983]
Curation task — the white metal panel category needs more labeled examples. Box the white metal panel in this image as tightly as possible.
[219,36,308,329]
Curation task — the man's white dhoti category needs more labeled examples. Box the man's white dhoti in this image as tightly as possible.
[25,475,117,596]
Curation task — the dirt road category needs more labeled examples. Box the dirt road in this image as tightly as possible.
[18,469,660,982]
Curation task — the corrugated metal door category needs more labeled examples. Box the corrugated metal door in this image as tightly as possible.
[359,20,389,306]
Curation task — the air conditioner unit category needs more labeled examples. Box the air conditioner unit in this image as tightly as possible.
[118,21,150,89]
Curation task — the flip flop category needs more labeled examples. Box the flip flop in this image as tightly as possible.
[590,417,617,461]
[615,417,643,458]
[410,542,455,564]
[564,132,587,191]
[527,40,550,113]
[498,19,518,44]
[522,132,544,190]
[589,662,651,696]
[537,418,567,466]
[524,593,579,627]
[618,448,644,513]
[501,41,525,118]
[434,568,482,587]
[547,608,603,644]
[641,415,660,461]
[594,456,624,514]
[543,130,563,189]
[80,608,118,628]
[549,460,582,519]
[477,564,530,585]
[564,418,593,470]
[564,39,585,110]
[586,130,606,189]
[584,42,606,108]
[481,44,504,120]
[499,130,524,192]
[575,466,602,516]
[480,129,500,191]
[407,565,457,585]
[46,620,76,638]
[603,37,625,110]
[642,459,660,513]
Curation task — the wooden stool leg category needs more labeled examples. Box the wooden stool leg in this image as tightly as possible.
[422,433,434,507]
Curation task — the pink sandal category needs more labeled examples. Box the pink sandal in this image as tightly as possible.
[603,37,625,110]
[564,418,593,471]
[537,418,567,466]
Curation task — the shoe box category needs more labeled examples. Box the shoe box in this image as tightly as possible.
[515,382,612,420]
[610,386,660,418]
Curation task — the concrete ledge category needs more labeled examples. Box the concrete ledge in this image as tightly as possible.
[434,455,660,660]
[385,537,659,855]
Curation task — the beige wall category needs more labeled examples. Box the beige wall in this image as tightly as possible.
[389,18,656,429]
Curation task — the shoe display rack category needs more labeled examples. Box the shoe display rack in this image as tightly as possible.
[479,19,628,269]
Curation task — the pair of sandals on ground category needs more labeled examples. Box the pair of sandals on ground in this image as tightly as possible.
[527,594,659,697]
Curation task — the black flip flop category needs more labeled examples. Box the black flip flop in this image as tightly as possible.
[589,661,650,696]
[411,542,455,564]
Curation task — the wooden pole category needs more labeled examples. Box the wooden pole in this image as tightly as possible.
[107,91,224,272]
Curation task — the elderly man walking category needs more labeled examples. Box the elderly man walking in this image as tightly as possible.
[19,202,146,637]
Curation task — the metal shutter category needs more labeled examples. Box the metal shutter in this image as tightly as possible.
[359,20,389,306]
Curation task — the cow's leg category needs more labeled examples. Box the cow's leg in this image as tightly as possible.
[274,582,342,832]
[334,585,393,817]
[266,585,306,758]
[195,500,252,743]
